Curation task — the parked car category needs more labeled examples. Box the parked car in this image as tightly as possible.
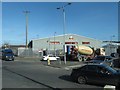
[113,58,120,68]
[70,64,120,86]
[42,55,60,61]
[93,55,113,60]
[85,59,113,67]
[0,50,2,59]
[1,49,14,61]
[85,55,113,66]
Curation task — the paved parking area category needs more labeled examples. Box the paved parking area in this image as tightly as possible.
[15,56,85,68]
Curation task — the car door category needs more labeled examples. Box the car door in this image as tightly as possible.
[96,66,115,85]
[85,65,100,83]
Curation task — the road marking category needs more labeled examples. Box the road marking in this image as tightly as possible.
[44,65,60,69]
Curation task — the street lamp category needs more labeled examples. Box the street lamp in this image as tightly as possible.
[57,3,71,64]
[110,35,115,43]
[54,32,56,56]
[109,35,115,55]
[23,10,30,48]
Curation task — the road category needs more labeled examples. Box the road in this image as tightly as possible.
[2,59,104,89]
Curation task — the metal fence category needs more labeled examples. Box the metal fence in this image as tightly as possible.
[18,48,64,58]
[18,48,39,57]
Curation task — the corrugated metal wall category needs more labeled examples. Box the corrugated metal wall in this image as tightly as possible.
[32,34,102,52]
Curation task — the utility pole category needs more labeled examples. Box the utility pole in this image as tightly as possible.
[23,11,30,48]
[57,3,71,64]
[54,32,56,56]
[110,35,115,55]
[49,38,50,55]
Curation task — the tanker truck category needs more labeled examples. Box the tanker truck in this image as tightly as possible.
[68,45,105,61]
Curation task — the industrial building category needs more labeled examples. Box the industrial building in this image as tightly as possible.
[28,34,102,56]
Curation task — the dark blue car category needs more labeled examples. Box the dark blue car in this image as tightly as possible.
[2,49,14,61]
[85,55,113,67]
[71,64,120,87]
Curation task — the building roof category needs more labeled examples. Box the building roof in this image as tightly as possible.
[9,45,26,47]
[31,33,102,42]
[103,41,120,43]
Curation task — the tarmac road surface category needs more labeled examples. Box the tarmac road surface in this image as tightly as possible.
[2,59,103,90]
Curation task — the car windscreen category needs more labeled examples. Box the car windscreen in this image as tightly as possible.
[2,49,13,54]
[49,55,54,57]
[3,51,13,54]
[105,65,117,73]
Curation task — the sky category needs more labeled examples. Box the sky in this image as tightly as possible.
[2,2,118,45]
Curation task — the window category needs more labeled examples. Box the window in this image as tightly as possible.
[86,65,97,72]
[97,66,111,74]
[80,66,87,71]
[94,56,105,60]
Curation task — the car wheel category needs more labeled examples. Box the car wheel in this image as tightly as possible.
[77,76,86,84]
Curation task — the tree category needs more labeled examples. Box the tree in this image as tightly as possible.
[2,42,10,49]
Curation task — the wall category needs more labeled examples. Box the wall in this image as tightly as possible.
[31,34,102,53]
[103,44,118,56]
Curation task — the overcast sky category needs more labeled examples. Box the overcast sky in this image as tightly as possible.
[2,2,118,45]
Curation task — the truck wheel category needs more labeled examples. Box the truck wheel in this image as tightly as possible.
[78,57,82,62]
[83,57,87,61]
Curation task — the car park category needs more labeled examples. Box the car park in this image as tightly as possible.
[70,64,120,87]
[1,49,14,61]
[42,54,60,61]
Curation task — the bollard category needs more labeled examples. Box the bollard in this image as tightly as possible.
[47,57,50,65]
[104,85,115,90]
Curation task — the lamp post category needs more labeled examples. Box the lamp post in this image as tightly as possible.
[57,3,71,64]
[110,35,115,43]
[54,32,56,56]
[49,38,50,55]
[47,38,50,55]
[109,35,115,55]
[23,11,30,48]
